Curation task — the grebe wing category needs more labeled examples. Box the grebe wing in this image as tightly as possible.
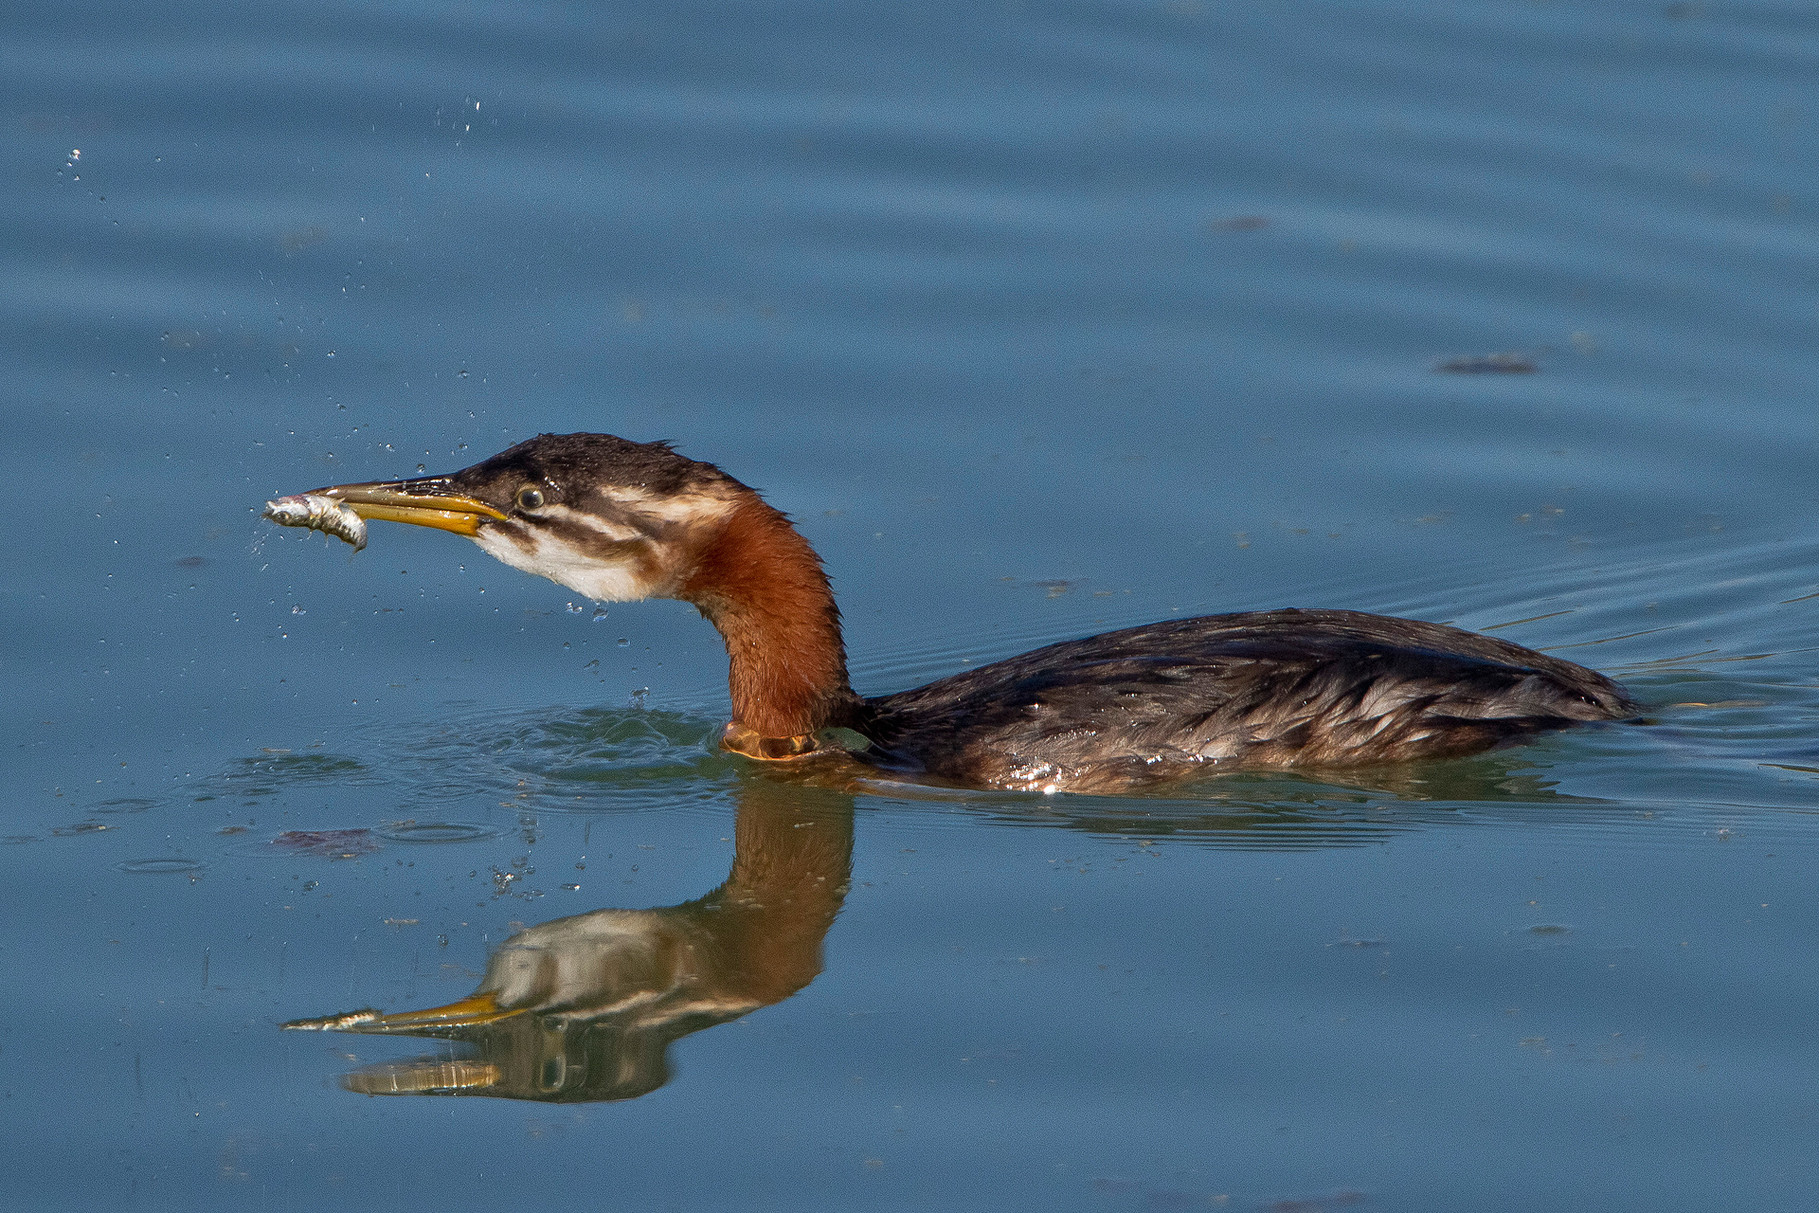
[863,610,1634,787]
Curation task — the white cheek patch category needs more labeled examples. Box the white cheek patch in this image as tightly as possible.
[473,528,659,602]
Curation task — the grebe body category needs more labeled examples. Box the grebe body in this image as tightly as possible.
[267,433,1635,792]
[863,610,1630,791]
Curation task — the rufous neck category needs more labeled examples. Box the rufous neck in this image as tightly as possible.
[680,491,858,740]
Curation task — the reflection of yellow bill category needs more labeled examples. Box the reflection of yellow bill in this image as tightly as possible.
[342,1060,503,1096]
[354,992,520,1030]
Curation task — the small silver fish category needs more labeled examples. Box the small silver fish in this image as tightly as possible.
[263,493,368,551]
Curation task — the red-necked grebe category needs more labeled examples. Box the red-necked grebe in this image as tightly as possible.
[265,433,1635,792]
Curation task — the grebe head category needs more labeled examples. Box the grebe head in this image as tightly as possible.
[298,431,857,741]
[310,433,744,602]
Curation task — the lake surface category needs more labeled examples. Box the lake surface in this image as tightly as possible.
[5,1,1819,1208]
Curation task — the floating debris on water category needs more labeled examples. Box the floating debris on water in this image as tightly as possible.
[1434,352,1539,374]
[270,828,380,859]
[263,493,367,551]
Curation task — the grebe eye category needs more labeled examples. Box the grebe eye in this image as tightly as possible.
[515,487,546,511]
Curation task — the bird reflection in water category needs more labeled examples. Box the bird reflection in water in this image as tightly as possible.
[284,779,852,1102]
[277,724,1613,1101]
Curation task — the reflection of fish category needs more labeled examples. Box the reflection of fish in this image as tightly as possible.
[284,1007,382,1031]
[262,493,367,551]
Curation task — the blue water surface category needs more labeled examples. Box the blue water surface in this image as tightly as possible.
[4,1,1819,1209]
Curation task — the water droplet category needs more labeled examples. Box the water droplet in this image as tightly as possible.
[592,607,608,622]
[566,601,583,614]
[616,637,630,647]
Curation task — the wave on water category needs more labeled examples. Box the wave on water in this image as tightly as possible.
[178,704,740,823]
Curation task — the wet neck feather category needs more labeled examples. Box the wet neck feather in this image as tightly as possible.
[681,491,858,740]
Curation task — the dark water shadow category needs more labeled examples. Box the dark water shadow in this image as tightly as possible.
[919,760,1614,851]
[189,749,385,807]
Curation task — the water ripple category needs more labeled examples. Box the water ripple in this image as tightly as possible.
[115,856,207,874]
